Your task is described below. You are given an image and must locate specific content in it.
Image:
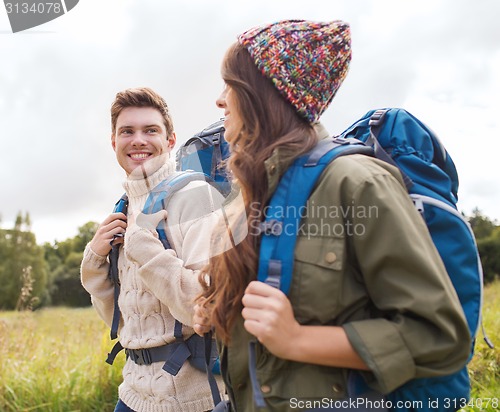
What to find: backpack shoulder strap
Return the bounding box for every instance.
[250,137,372,408]
[143,171,214,248]
[107,171,223,406]
[143,170,224,405]
[106,172,208,362]
[257,138,372,295]
[108,193,128,341]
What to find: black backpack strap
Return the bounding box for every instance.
[161,319,190,375]
[110,277,121,341]
[248,340,266,409]
[205,331,222,406]
[109,244,121,340]
[108,194,128,343]
[162,346,192,375]
[106,340,124,365]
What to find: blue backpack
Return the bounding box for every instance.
[254,108,492,411]
[176,119,232,196]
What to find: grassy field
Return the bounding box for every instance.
[0,280,498,412]
[0,308,124,411]
[462,278,500,411]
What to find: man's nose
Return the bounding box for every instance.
[131,131,147,145]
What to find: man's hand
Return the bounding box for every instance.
[89,212,127,256]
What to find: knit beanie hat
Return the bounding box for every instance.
[238,19,351,123]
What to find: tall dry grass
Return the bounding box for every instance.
[460,279,500,411]
[0,308,124,411]
[0,280,498,411]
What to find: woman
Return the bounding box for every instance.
[194,20,470,412]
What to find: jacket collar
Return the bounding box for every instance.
[263,122,331,197]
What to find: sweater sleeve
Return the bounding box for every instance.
[341,172,471,393]
[124,181,225,326]
[80,244,115,328]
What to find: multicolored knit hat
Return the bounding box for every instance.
[238,19,351,123]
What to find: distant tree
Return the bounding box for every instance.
[73,221,99,252]
[477,227,500,284]
[465,208,500,284]
[50,251,91,306]
[43,241,64,306]
[0,212,48,310]
[468,208,496,240]
[46,221,98,307]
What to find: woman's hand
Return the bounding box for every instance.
[193,298,213,336]
[241,280,301,359]
[242,281,369,370]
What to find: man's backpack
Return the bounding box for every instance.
[106,171,223,407]
[176,119,232,196]
[253,108,492,411]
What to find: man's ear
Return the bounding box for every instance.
[111,133,116,150]
[168,132,177,149]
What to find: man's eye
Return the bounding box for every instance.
[121,129,133,135]
[147,128,158,134]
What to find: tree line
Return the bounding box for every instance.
[0,213,97,310]
[0,208,499,311]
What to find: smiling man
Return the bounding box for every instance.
[80,87,225,412]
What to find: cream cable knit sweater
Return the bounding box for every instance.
[81,159,225,412]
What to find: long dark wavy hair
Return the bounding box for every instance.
[199,42,318,343]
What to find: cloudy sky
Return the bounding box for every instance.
[1,0,499,244]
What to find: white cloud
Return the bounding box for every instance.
[1,0,499,243]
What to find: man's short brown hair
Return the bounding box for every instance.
[110,87,174,136]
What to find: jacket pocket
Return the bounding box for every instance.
[258,361,349,404]
[291,235,345,324]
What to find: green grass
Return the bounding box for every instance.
[459,279,500,412]
[0,308,124,412]
[0,280,498,411]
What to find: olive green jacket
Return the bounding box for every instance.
[220,129,471,412]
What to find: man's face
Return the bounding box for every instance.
[111,107,176,175]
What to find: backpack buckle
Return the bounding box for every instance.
[368,109,388,127]
[212,132,220,146]
[126,348,152,365]
[331,137,350,145]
